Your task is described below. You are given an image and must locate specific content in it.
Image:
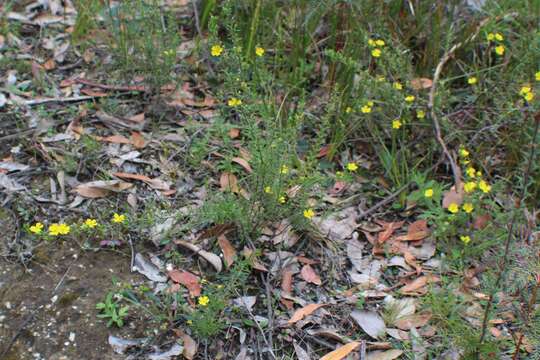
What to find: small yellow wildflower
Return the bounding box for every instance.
[392,119,402,129]
[495,45,505,56]
[336,171,344,178]
[371,48,382,58]
[466,167,476,178]
[29,222,44,234]
[376,75,385,82]
[520,86,532,96]
[303,208,315,219]
[448,203,459,214]
[478,180,491,193]
[346,162,358,172]
[278,195,287,204]
[48,223,70,236]
[461,158,471,165]
[84,218,98,229]
[468,77,477,85]
[112,213,126,224]
[460,235,471,244]
[187,320,193,325]
[494,33,504,41]
[345,106,352,113]
[361,105,372,113]
[375,39,385,47]
[367,101,374,107]
[476,170,482,177]
[424,188,434,198]
[459,147,470,157]
[524,91,534,102]
[416,110,425,119]
[368,39,376,46]
[536,71,540,82]
[228,97,242,107]
[280,165,289,174]
[264,186,272,194]
[211,45,223,57]
[487,33,495,41]
[393,82,403,90]
[464,181,477,193]
[405,95,415,103]
[255,47,265,57]
[198,296,210,306]
[462,203,474,213]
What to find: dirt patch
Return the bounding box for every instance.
[0,242,135,360]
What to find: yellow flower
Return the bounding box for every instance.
[520,86,531,96]
[459,147,470,157]
[112,213,126,224]
[375,39,385,47]
[464,181,477,193]
[361,105,372,113]
[371,48,382,58]
[336,171,344,178]
[416,110,425,119]
[278,195,286,204]
[84,218,98,229]
[495,45,505,56]
[461,158,470,165]
[29,222,44,234]
[405,95,415,103]
[368,39,375,46]
[524,91,534,102]
[494,33,504,41]
[198,296,210,306]
[476,170,482,177]
[478,180,491,193]
[346,162,358,172]
[345,106,352,113]
[48,223,70,236]
[536,71,540,81]
[448,203,459,213]
[211,45,223,57]
[466,167,476,178]
[460,235,471,244]
[280,165,289,174]
[392,119,402,129]
[376,75,385,82]
[264,186,272,194]
[462,203,474,213]
[228,97,242,107]
[424,188,434,198]
[487,33,495,41]
[303,209,315,219]
[187,320,193,325]
[367,101,374,107]
[467,77,477,85]
[393,82,403,90]
[255,46,265,57]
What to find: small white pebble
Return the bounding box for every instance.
[69,332,75,342]
[5,302,11,309]
[51,295,58,303]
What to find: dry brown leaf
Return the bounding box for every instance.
[232,157,252,173]
[400,275,440,294]
[130,131,146,149]
[288,303,326,324]
[474,213,492,230]
[168,270,201,297]
[73,180,133,198]
[351,310,387,339]
[442,187,463,208]
[129,113,145,123]
[112,172,170,191]
[300,264,322,285]
[220,172,239,193]
[217,234,236,268]
[377,221,404,243]
[97,134,131,144]
[410,78,433,90]
[175,239,223,272]
[228,128,240,139]
[320,342,360,360]
[366,349,403,360]
[394,312,432,330]
[182,332,198,359]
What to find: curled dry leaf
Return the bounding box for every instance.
[410,77,433,90]
[168,270,201,297]
[174,239,222,272]
[300,264,322,285]
[217,234,236,268]
[320,341,360,360]
[366,349,404,360]
[400,275,440,294]
[130,131,146,149]
[232,157,252,173]
[220,172,239,193]
[113,172,170,191]
[288,303,326,324]
[73,180,133,198]
[181,332,198,360]
[394,312,432,330]
[377,221,404,244]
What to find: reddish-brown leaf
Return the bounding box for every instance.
[300,264,322,285]
[220,172,239,193]
[130,131,146,149]
[228,128,240,139]
[377,221,404,244]
[320,342,360,360]
[288,303,326,324]
[232,157,252,173]
[442,187,463,208]
[217,234,236,268]
[400,275,440,294]
[474,213,492,230]
[168,270,201,297]
[410,77,433,90]
[394,312,432,330]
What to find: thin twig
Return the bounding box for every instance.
[478,110,540,347]
[428,17,491,188]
